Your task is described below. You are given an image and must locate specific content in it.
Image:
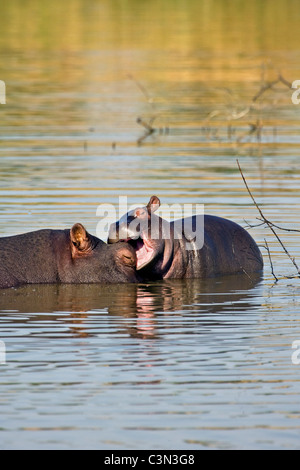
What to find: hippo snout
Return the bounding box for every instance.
[108,221,139,244]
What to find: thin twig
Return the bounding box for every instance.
[252,74,292,102]
[264,239,278,282]
[243,219,266,230]
[137,117,155,133]
[128,74,160,144]
[127,74,154,106]
[236,120,263,144]
[252,78,280,102]
[136,117,156,145]
[278,74,293,89]
[256,217,300,233]
[237,159,300,277]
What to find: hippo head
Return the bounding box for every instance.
[69,223,139,284]
[108,196,174,276]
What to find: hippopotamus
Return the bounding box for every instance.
[108,196,263,280]
[0,223,138,289]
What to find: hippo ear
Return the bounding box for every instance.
[146,195,160,214]
[70,223,93,255]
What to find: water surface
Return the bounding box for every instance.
[0,0,300,450]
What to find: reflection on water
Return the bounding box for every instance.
[0,0,300,451]
[1,275,299,450]
[0,273,262,339]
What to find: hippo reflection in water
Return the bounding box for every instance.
[0,223,138,289]
[108,196,263,281]
[0,274,263,339]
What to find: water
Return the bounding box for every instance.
[0,0,300,449]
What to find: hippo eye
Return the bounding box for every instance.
[134,208,146,218]
[119,249,136,267]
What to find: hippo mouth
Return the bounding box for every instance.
[107,225,156,270]
[126,237,155,270]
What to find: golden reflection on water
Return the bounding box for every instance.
[1,0,299,145]
[1,0,300,55]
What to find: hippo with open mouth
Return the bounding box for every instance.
[108,196,263,280]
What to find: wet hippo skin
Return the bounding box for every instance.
[108,196,264,280]
[0,223,138,288]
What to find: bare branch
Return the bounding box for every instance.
[237,159,300,277]
[136,117,155,133]
[243,219,266,230]
[136,117,156,145]
[252,73,292,103]
[256,217,300,233]
[127,73,154,106]
[264,239,278,282]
